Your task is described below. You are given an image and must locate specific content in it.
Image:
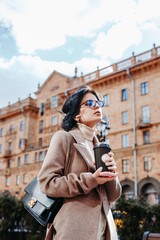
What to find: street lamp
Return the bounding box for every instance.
[97,116,110,142]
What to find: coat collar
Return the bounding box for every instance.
[69,127,98,171]
[69,127,99,145]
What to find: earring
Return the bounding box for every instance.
[75,115,80,122]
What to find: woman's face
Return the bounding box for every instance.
[78,92,103,128]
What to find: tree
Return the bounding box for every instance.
[114,195,160,240]
[0,193,46,240]
[0,191,18,232]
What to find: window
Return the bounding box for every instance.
[144,156,152,171]
[6,177,10,186]
[10,125,14,133]
[23,174,28,184]
[39,151,44,162]
[8,159,11,168]
[122,89,128,101]
[35,152,38,163]
[39,138,42,147]
[19,139,23,148]
[9,142,12,151]
[0,128,4,136]
[40,103,44,116]
[143,130,150,144]
[20,121,24,131]
[122,134,129,148]
[104,94,109,106]
[25,154,29,164]
[141,82,148,95]
[122,111,129,124]
[39,120,43,133]
[52,116,57,126]
[122,159,129,173]
[52,96,57,108]
[123,185,134,199]
[16,175,20,185]
[0,144,2,153]
[142,106,150,123]
[18,157,21,167]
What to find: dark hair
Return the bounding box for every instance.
[62,86,100,131]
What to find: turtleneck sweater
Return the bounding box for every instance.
[77,123,107,240]
[77,123,95,163]
[77,123,95,141]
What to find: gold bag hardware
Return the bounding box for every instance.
[28,197,37,208]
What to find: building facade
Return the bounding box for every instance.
[0,45,160,204]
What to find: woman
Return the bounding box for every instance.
[38,86,121,240]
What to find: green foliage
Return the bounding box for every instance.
[150,203,160,233]
[0,191,18,232]
[114,195,160,240]
[0,193,46,240]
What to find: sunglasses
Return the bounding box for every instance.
[80,99,104,108]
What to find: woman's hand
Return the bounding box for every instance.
[92,152,118,185]
[93,167,117,184]
[101,152,117,173]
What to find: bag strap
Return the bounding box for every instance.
[65,136,74,175]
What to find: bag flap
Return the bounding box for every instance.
[23,177,55,209]
[23,192,47,216]
[23,192,63,219]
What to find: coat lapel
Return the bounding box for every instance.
[70,128,95,171]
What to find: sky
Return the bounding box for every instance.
[0,0,160,109]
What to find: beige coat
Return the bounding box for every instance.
[38,127,121,240]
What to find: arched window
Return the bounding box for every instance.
[141,183,158,204]
[122,185,134,199]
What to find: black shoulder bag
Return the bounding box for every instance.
[22,139,73,227]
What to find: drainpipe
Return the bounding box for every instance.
[126,68,138,198]
[21,107,26,147]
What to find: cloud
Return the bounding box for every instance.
[0,0,138,54]
[0,0,160,108]
[136,0,160,23]
[0,56,40,108]
[92,0,160,60]
[75,57,110,75]
[0,54,110,108]
[93,20,142,59]
[0,0,95,54]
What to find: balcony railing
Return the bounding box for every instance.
[137,117,152,129]
[5,130,17,136]
[3,150,12,158]
[0,97,37,115]
[72,45,160,84]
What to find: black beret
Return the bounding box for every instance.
[62,87,89,114]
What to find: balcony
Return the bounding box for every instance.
[137,117,152,129]
[5,129,17,137]
[3,150,12,158]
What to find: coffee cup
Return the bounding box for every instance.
[93,143,111,171]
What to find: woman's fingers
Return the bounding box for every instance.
[108,152,114,157]
[93,168,117,184]
[101,152,117,173]
[102,153,116,167]
[93,167,103,177]
[101,154,110,162]
[99,171,117,178]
